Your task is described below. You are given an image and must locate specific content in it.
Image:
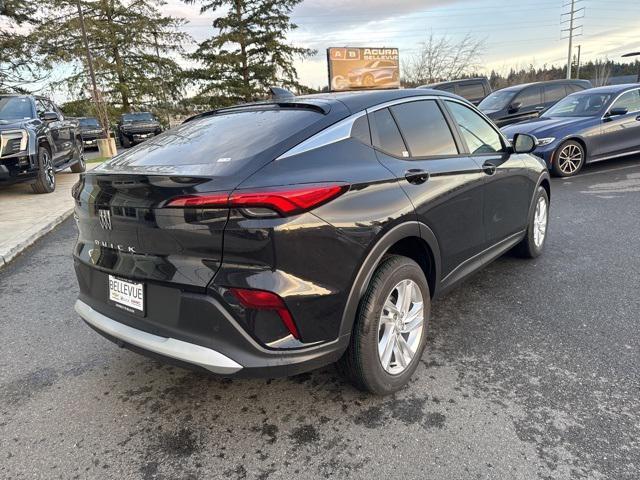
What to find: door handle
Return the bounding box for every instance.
[482,161,497,175]
[534,106,545,111]
[404,169,429,185]
[635,115,640,121]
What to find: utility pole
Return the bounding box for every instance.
[562,0,584,79]
[152,30,171,128]
[575,44,581,78]
[76,0,110,140]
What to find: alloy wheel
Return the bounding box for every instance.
[533,195,548,248]
[378,279,425,375]
[43,150,55,188]
[557,144,583,175]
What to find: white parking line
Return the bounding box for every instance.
[578,162,640,178]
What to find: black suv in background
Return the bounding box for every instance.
[0,95,85,193]
[116,112,162,148]
[418,77,491,105]
[77,117,103,149]
[73,89,550,394]
[479,79,592,127]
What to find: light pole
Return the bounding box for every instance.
[621,52,640,82]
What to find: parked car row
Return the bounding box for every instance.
[0,96,162,194]
[502,84,640,176]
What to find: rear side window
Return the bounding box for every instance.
[390,100,458,157]
[351,114,371,145]
[458,83,486,100]
[515,86,543,108]
[370,108,408,157]
[437,85,456,93]
[566,84,584,94]
[544,84,567,103]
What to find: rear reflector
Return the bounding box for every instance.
[229,288,300,340]
[165,184,347,216]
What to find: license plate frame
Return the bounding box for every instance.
[108,275,145,317]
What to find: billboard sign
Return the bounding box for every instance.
[327,47,400,91]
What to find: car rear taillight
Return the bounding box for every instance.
[229,288,300,339]
[165,184,348,217]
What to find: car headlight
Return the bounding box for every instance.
[536,137,555,146]
[0,129,28,157]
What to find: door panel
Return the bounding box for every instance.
[368,101,486,277]
[443,100,532,246]
[376,151,486,276]
[37,98,65,161]
[598,89,640,157]
[48,100,73,164]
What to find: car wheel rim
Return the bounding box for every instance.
[558,144,583,175]
[378,279,424,375]
[43,151,54,187]
[533,196,548,248]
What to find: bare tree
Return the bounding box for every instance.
[593,59,611,87]
[403,33,486,86]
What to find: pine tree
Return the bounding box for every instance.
[186,0,314,106]
[0,0,41,92]
[37,0,190,114]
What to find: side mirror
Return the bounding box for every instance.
[607,107,628,117]
[42,111,59,122]
[512,133,537,154]
[508,101,522,114]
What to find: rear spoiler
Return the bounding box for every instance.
[183,89,330,124]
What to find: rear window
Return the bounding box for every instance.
[544,84,567,103]
[390,100,458,157]
[98,108,323,175]
[458,83,486,100]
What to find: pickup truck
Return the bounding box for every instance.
[116,112,162,148]
[0,95,85,193]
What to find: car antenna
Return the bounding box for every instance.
[269,86,295,100]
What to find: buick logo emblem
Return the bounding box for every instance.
[98,209,112,230]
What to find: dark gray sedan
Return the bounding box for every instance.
[502,83,640,177]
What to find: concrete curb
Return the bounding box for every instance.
[0,206,74,268]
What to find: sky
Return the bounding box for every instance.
[163,0,640,89]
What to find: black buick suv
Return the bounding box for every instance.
[73,89,550,394]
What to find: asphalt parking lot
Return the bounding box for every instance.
[1,157,639,480]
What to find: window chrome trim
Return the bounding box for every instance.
[441,98,512,150]
[276,111,366,160]
[602,87,640,119]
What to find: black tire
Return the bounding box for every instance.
[552,140,585,177]
[515,186,549,258]
[338,255,431,395]
[70,145,86,173]
[120,135,131,148]
[31,146,56,194]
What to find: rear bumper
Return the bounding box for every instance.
[74,261,349,377]
[75,299,243,374]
